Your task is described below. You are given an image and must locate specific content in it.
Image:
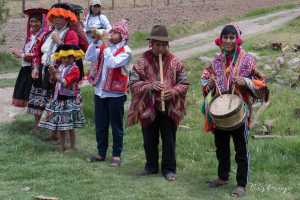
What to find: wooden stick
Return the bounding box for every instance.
[228,84,235,109]
[252,135,296,139]
[159,54,165,112]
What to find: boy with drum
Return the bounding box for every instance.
[201,24,269,198]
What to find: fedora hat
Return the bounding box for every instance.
[147,25,170,42]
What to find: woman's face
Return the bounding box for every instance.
[221,33,237,52]
[53,16,68,30]
[151,40,169,56]
[91,4,101,15]
[29,17,42,33]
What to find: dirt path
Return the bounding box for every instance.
[1,7,300,124]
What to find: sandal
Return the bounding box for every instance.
[88,155,105,162]
[164,172,176,181]
[207,178,228,188]
[231,186,246,198]
[110,157,121,167]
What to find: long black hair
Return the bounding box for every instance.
[220,25,240,38]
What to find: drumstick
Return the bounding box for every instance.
[228,83,236,109]
[159,54,166,112]
[213,78,222,96]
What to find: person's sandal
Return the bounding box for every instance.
[111,157,121,167]
[164,172,176,181]
[89,155,105,162]
[207,178,228,188]
[231,186,246,198]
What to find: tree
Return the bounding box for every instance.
[0,0,9,44]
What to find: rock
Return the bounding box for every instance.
[21,187,31,192]
[274,75,287,85]
[248,52,261,61]
[198,56,212,64]
[263,64,272,71]
[276,56,285,66]
[288,57,300,66]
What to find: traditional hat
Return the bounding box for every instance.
[47,3,78,24]
[24,8,48,16]
[52,44,85,61]
[23,8,49,42]
[111,19,129,40]
[90,0,102,6]
[147,25,170,42]
[68,3,84,15]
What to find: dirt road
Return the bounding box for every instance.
[1,7,300,123]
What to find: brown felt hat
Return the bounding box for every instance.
[147,25,170,42]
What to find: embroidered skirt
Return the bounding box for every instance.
[38,96,85,131]
[12,66,33,107]
[27,65,54,116]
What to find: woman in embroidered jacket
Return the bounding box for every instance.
[85,19,132,167]
[128,25,189,181]
[28,3,80,131]
[11,8,48,108]
[39,44,85,152]
[201,24,269,198]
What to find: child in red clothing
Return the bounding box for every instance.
[39,44,85,151]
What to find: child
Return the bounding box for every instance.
[86,19,132,167]
[39,44,85,151]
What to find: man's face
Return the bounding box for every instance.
[151,40,169,56]
[221,33,237,52]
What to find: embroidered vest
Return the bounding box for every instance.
[212,49,253,93]
[88,44,128,93]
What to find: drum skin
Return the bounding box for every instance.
[209,94,246,131]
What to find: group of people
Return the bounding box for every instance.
[10,0,269,198]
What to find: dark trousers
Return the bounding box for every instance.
[214,123,249,187]
[142,112,177,175]
[94,95,126,158]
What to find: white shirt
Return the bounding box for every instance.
[22,34,37,67]
[85,41,132,98]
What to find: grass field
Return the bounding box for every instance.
[1,9,300,200]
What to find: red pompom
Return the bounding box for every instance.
[215,37,222,46]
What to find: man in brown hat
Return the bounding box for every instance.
[128,25,189,181]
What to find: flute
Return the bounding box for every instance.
[159,54,166,112]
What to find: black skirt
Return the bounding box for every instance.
[12,66,33,107]
[27,65,54,116]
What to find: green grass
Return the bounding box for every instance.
[243,3,298,18]
[0,78,15,88]
[0,52,20,73]
[129,3,300,48]
[1,55,300,199]
[1,9,300,200]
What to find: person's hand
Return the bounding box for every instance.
[207,78,215,89]
[11,48,22,58]
[151,81,164,91]
[51,31,62,45]
[234,77,246,87]
[163,89,176,101]
[31,67,39,79]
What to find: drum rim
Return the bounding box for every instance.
[209,94,243,119]
[214,110,247,131]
